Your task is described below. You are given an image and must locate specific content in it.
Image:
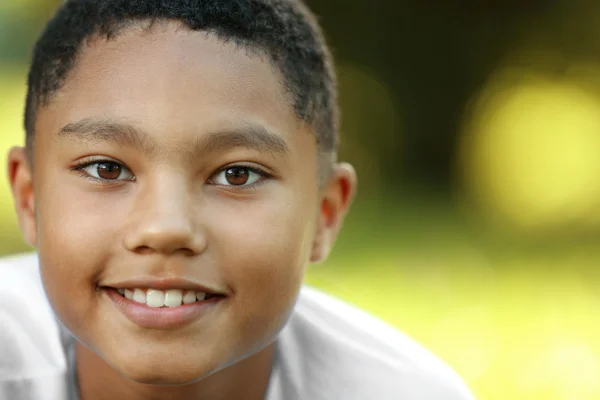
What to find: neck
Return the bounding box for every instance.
[75,341,275,400]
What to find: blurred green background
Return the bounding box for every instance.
[3,1,600,398]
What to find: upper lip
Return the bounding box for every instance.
[101,277,227,295]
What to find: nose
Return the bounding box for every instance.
[123,177,207,257]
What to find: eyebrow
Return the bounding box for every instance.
[57,117,290,158]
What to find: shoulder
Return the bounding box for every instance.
[0,253,67,389]
[274,286,475,400]
[0,252,43,292]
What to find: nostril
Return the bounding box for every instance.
[133,245,154,255]
[178,248,197,257]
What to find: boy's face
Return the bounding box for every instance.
[8,23,355,384]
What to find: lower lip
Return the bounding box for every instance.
[104,288,224,330]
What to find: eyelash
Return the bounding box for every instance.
[70,158,273,189]
[209,164,273,191]
[71,159,132,185]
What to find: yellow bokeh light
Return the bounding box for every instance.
[458,68,600,232]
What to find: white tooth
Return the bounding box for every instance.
[117,288,125,295]
[183,290,197,304]
[146,289,165,308]
[196,291,206,301]
[124,289,134,300]
[164,289,183,307]
[133,288,146,304]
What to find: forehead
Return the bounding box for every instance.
[38,22,306,150]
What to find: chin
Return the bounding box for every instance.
[112,352,218,386]
[127,374,202,386]
[118,364,212,386]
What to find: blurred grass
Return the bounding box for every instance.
[308,195,600,400]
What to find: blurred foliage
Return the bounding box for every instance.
[3,0,600,399]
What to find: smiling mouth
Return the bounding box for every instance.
[108,287,223,308]
[103,286,224,329]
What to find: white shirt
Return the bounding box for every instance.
[0,253,475,400]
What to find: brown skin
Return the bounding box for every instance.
[8,22,356,400]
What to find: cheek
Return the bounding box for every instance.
[207,192,316,341]
[36,171,131,252]
[37,183,123,265]
[35,179,124,339]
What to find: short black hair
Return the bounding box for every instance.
[25,0,338,161]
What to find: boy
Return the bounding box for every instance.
[1,1,475,399]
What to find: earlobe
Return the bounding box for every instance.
[309,222,329,263]
[310,162,357,263]
[7,147,37,248]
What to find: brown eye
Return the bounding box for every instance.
[78,160,135,182]
[225,167,250,185]
[97,162,122,180]
[211,165,266,187]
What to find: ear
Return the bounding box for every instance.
[7,147,37,248]
[310,162,357,263]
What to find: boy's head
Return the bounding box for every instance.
[8,0,356,389]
